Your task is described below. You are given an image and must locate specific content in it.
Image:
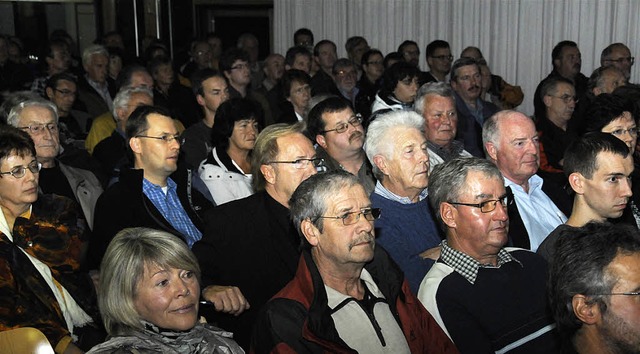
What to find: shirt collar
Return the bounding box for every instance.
[440,240,522,284]
[142,177,176,191]
[503,174,543,195]
[374,181,428,204]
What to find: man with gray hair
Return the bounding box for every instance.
[364,110,441,293]
[483,110,568,251]
[252,170,457,353]
[333,58,359,106]
[193,122,321,349]
[7,99,103,229]
[418,156,560,353]
[92,86,153,181]
[415,81,471,172]
[76,44,114,117]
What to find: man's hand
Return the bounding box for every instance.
[420,246,441,260]
[201,285,250,316]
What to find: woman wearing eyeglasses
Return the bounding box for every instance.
[199,98,262,205]
[0,125,104,353]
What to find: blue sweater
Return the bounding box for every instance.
[370,193,442,293]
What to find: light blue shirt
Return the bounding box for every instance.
[505,174,566,251]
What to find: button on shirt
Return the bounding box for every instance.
[142,177,202,247]
[505,174,566,251]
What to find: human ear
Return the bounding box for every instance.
[260,164,276,185]
[441,202,457,229]
[301,219,320,246]
[572,294,601,325]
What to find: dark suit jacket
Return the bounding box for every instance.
[192,190,300,350]
[75,76,114,118]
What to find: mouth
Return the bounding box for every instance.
[171,303,196,314]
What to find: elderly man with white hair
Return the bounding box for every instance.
[414,82,471,172]
[364,110,442,293]
[7,99,103,229]
[76,44,114,117]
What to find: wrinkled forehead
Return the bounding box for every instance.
[19,106,56,124]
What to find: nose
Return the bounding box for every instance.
[622,177,633,198]
[175,278,191,297]
[493,200,508,221]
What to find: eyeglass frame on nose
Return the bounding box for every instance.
[230,63,250,71]
[447,193,511,213]
[0,160,42,179]
[320,114,363,134]
[608,127,638,137]
[316,207,382,226]
[18,123,58,135]
[266,157,325,170]
[548,94,579,104]
[605,57,635,65]
[431,54,454,61]
[135,134,184,145]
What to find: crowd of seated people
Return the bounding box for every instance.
[1,26,640,353]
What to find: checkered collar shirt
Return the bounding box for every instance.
[142,177,202,248]
[439,239,522,285]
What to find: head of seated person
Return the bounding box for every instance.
[94,227,243,352]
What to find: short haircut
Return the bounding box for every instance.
[7,99,59,127]
[397,40,418,54]
[332,58,355,75]
[115,65,151,92]
[450,57,478,82]
[190,68,225,97]
[251,122,306,191]
[306,96,352,137]
[313,40,336,57]
[112,86,153,119]
[564,132,630,179]
[289,170,361,246]
[551,40,578,65]
[281,69,311,99]
[0,91,42,124]
[81,44,108,67]
[588,66,625,93]
[414,82,455,116]
[426,40,450,58]
[539,76,574,100]
[585,93,635,133]
[548,221,640,346]
[0,125,36,163]
[211,97,263,151]
[428,157,503,229]
[345,36,367,55]
[383,52,403,69]
[460,46,484,60]
[361,49,383,67]
[601,42,629,62]
[285,46,312,67]
[294,28,314,45]
[44,39,69,60]
[45,72,77,91]
[219,48,249,73]
[125,105,171,140]
[482,110,532,152]
[380,61,421,97]
[98,227,201,335]
[364,110,425,180]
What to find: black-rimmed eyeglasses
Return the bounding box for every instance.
[320,114,362,134]
[266,158,325,170]
[448,193,510,213]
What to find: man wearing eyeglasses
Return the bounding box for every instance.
[548,221,640,354]
[90,105,213,270]
[601,42,634,82]
[364,110,442,294]
[422,40,453,84]
[220,48,272,125]
[6,99,103,231]
[307,96,375,195]
[483,110,569,252]
[418,156,560,353]
[450,57,499,158]
[193,123,320,350]
[252,170,457,353]
[538,133,634,264]
[537,77,578,175]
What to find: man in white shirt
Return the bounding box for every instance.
[482,110,568,251]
